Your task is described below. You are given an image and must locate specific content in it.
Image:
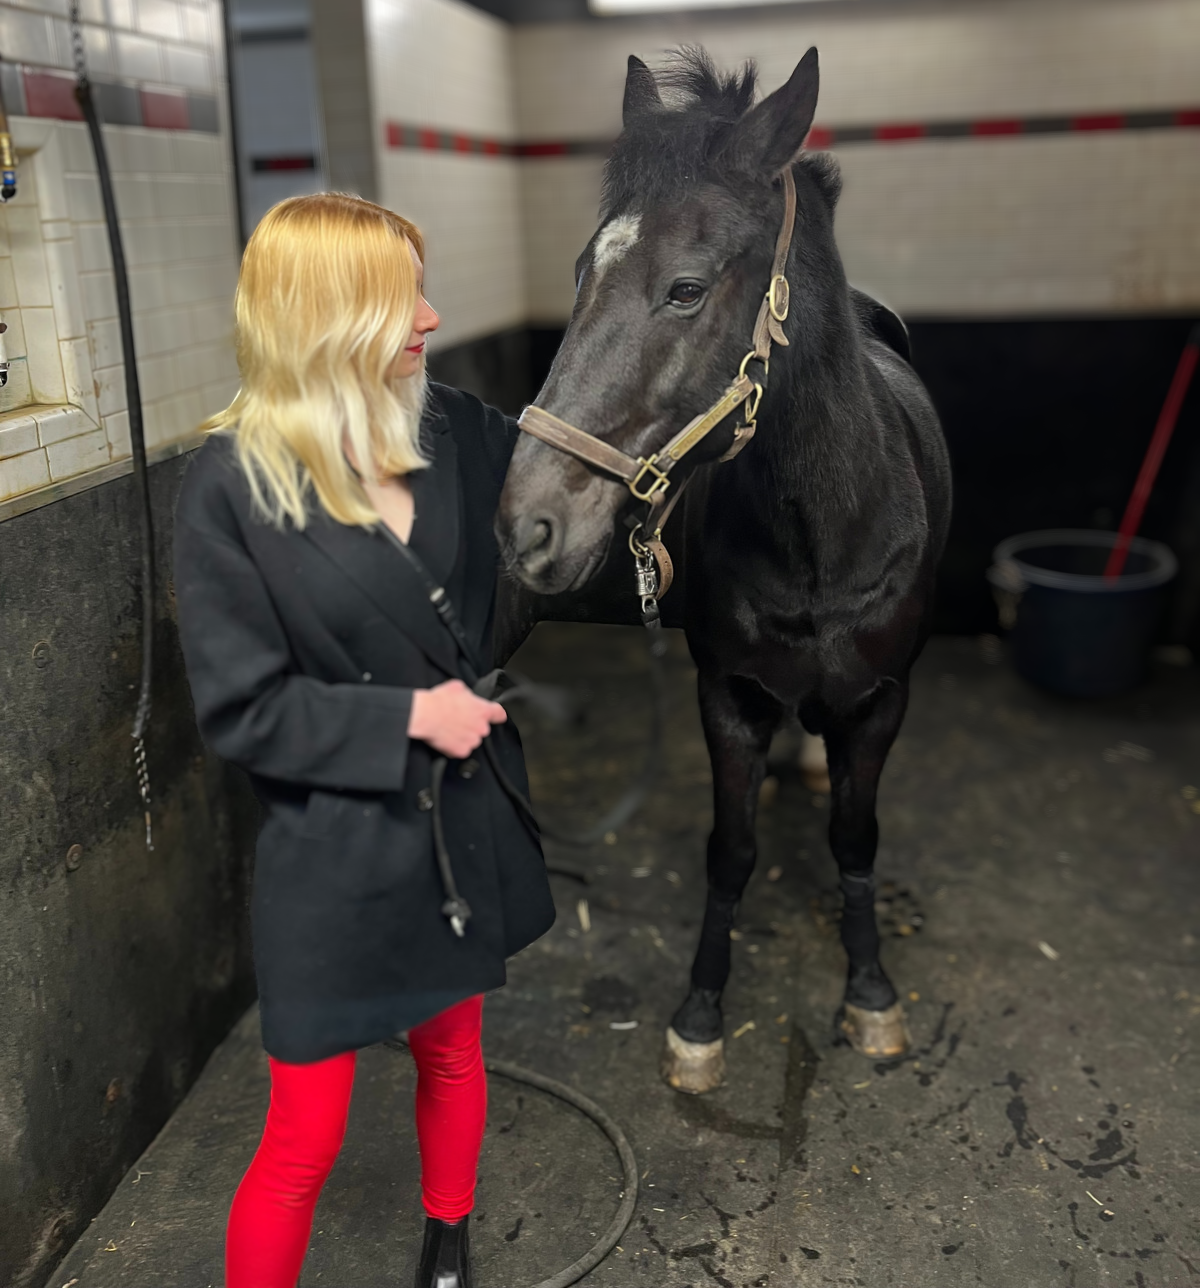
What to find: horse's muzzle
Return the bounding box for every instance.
[507,512,562,583]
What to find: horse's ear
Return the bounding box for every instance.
[719,47,819,176]
[623,55,663,126]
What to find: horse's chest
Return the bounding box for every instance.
[686,549,895,704]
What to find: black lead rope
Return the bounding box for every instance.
[379,528,666,937]
[71,6,155,849]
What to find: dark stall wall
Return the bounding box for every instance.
[427,327,534,418]
[908,316,1200,641]
[0,457,258,1288]
[522,319,1200,648]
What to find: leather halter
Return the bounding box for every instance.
[517,167,798,600]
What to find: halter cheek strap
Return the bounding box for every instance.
[517,167,798,596]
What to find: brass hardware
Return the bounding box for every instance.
[738,349,768,383]
[628,455,670,503]
[743,382,763,424]
[768,274,790,322]
[628,523,651,559]
[31,640,50,668]
[416,788,433,811]
[666,379,755,462]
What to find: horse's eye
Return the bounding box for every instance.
[668,280,704,309]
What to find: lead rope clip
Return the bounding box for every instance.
[629,523,661,631]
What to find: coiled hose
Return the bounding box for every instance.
[384,1040,638,1288]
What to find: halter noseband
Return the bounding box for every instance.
[516,166,798,603]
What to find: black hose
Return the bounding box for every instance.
[384,1040,639,1287]
[73,18,154,847]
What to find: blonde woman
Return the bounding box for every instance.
[173,193,554,1288]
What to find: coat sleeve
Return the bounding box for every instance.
[174,456,415,792]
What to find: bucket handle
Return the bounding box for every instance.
[986,558,1026,630]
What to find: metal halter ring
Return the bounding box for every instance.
[738,349,769,383]
[742,382,763,424]
[768,274,790,322]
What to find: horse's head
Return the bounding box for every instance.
[498,47,832,594]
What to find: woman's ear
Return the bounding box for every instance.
[717,47,819,178]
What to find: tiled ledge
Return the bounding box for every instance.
[0,413,204,523]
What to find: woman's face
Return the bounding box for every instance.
[392,241,440,379]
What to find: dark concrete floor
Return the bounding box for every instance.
[49,629,1200,1288]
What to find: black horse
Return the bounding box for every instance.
[495,48,951,1092]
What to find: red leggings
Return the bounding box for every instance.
[226,995,486,1288]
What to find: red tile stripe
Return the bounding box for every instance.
[23,69,82,121]
[875,122,925,141]
[18,65,217,132]
[140,88,188,131]
[382,107,1200,160]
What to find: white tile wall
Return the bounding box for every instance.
[520,156,601,324]
[365,0,517,140]
[377,150,527,350]
[512,0,1200,135]
[510,0,1200,319]
[835,131,1200,315]
[0,0,241,506]
[366,0,527,349]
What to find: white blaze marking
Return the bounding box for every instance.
[592,214,641,277]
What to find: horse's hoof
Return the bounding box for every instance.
[661,1026,726,1094]
[840,1002,910,1058]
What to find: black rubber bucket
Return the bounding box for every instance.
[987,529,1177,697]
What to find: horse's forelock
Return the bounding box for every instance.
[603,53,757,215]
[656,47,757,120]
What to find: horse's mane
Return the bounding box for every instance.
[656,47,757,121]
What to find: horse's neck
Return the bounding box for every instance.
[746,311,885,553]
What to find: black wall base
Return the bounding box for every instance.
[0,455,259,1287]
[427,326,534,418]
[908,316,1200,644]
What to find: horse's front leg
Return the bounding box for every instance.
[662,672,780,1094]
[824,678,912,1058]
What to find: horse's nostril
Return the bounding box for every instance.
[513,514,559,578]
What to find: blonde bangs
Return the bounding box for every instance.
[204,193,430,529]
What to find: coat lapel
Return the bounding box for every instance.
[297,424,463,679]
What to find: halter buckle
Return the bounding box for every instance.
[768,274,790,322]
[629,454,670,503]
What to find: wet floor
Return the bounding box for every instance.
[50,628,1200,1288]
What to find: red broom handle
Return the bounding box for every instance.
[1104,323,1200,580]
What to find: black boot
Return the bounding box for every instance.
[415,1214,472,1288]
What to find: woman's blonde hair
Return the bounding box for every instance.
[204,192,429,529]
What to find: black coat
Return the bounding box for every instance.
[173,384,554,1063]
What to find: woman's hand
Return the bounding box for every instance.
[408,680,507,759]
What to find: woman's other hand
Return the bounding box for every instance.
[408,680,507,758]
